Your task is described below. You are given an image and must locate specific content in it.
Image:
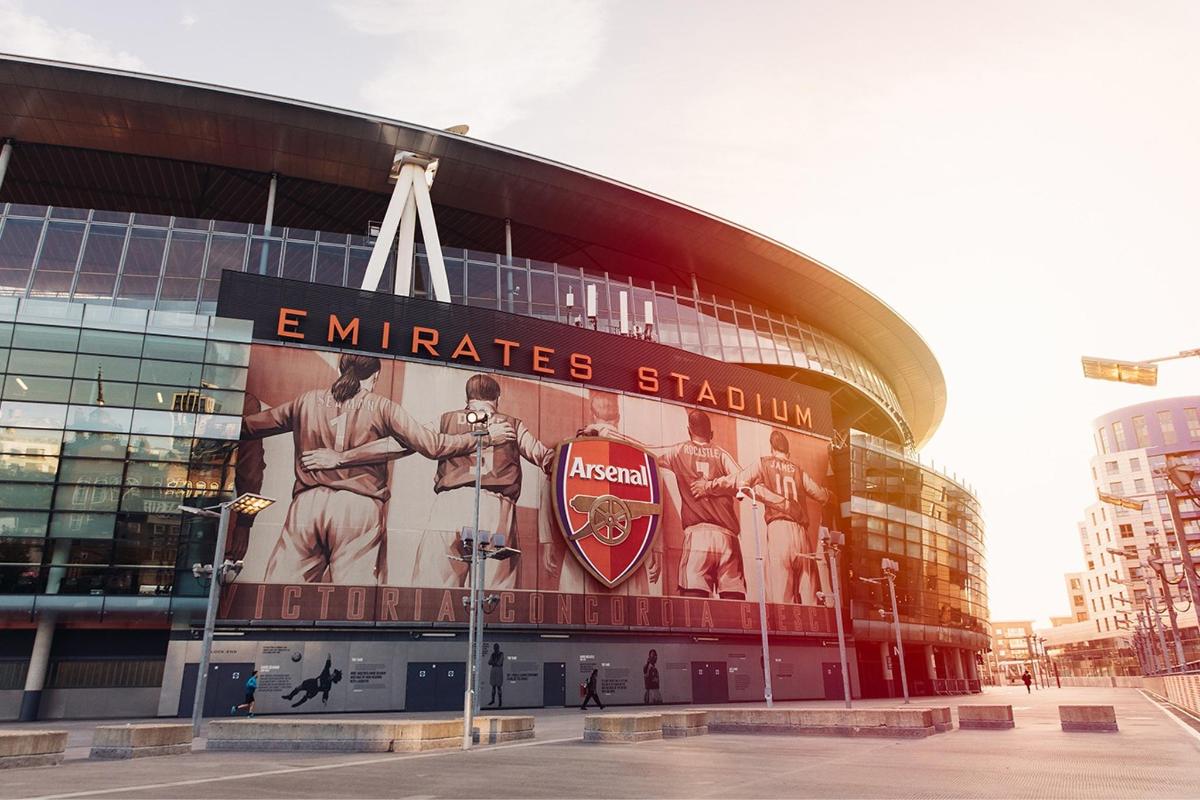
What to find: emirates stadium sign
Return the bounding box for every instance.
[552,438,663,588]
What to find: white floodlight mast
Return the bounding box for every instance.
[361,152,451,301]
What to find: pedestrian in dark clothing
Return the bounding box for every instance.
[487,643,504,708]
[580,668,604,710]
[1021,669,1033,693]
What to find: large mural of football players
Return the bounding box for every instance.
[232,343,834,623]
[728,429,832,605]
[239,353,515,584]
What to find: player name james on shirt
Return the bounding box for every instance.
[567,458,652,486]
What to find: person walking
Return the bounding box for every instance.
[1021,669,1033,693]
[580,668,604,711]
[487,643,505,708]
[643,649,662,705]
[232,669,257,716]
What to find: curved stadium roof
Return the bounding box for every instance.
[0,54,946,447]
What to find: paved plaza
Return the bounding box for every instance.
[1,687,1198,799]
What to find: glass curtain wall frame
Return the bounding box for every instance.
[0,203,911,443]
[0,295,251,600]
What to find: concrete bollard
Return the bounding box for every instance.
[90,723,192,760]
[583,714,663,743]
[0,730,68,769]
[661,711,709,737]
[471,715,535,744]
[1059,705,1118,732]
[957,705,1014,730]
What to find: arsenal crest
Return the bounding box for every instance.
[551,437,663,589]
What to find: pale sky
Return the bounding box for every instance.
[5,0,1200,625]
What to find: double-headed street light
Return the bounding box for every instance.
[179,492,276,737]
[736,485,774,708]
[861,558,909,703]
[458,409,520,749]
[820,529,852,708]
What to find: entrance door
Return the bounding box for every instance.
[822,662,845,700]
[542,662,566,707]
[690,661,729,704]
[405,662,465,712]
[177,662,256,718]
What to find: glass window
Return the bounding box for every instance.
[159,231,206,307]
[71,353,141,383]
[127,435,191,462]
[0,218,42,293]
[281,241,315,282]
[0,511,48,536]
[466,262,498,304]
[124,459,191,490]
[1132,415,1149,448]
[130,409,195,438]
[119,487,181,513]
[57,458,124,485]
[117,229,167,304]
[1157,411,1177,445]
[1112,421,1127,451]
[204,341,250,367]
[0,482,54,508]
[139,359,201,386]
[68,379,135,408]
[200,364,247,392]
[74,225,127,300]
[0,427,62,455]
[7,349,75,378]
[29,221,84,297]
[61,431,127,458]
[194,414,240,440]
[346,247,370,289]
[49,512,116,539]
[0,401,67,429]
[78,329,143,358]
[247,239,282,277]
[142,335,205,363]
[0,452,59,482]
[314,245,345,287]
[3,375,71,403]
[1186,408,1200,440]
[11,324,79,352]
[65,405,133,433]
[54,483,119,512]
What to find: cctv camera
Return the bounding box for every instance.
[735,490,747,501]
[815,591,827,605]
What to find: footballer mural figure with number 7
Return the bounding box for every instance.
[240,355,516,585]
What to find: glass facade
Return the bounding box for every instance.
[837,431,988,636]
[0,203,912,445]
[0,295,250,611]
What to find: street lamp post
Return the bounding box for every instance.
[179,492,275,738]
[883,560,910,703]
[821,529,852,709]
[862,559,909,703]
[1149,560,1187,670]
[462,409,488,749]
[737,485,773,708]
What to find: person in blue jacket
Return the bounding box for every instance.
[232,670,258,716]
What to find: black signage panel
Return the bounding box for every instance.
[216,271,831,435]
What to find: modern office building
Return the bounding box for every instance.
[1041,398,1200,677]
[988,623,1036,686]
[0,55,986,720]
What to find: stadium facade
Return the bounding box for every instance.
[0,55,987,720]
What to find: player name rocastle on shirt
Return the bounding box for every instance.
[567,457,652,487]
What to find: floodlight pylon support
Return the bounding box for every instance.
[362,152,450,301]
